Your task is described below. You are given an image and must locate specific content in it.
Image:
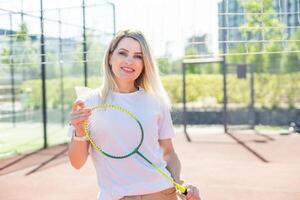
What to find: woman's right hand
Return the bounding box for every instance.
[69,100,92,136]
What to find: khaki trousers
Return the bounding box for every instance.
[120,187,177,200]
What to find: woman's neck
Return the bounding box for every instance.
[115,81,138,93]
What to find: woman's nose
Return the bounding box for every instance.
[125,56,134,64]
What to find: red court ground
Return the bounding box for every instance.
[1,130,300,200]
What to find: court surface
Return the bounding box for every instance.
[1,129,300,200]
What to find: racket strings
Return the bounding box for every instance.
[85,105,144,158]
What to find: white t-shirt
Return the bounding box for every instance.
[68,87,175,200]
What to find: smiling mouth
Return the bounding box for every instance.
[121,67,135,73]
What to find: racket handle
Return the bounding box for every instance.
[174,182,188,195]
[135,151,188,195]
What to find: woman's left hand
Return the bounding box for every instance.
[178,184,201,200]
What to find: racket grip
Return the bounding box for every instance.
[175,183,188,195]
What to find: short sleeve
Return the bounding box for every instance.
[158,104,175,140]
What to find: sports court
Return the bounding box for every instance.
[1,129,300,200]
[1,0,300,199]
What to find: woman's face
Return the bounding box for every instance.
[109,37,144,86]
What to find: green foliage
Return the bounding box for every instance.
[0,48,10,67]
[20,77,102,110]
[185,46,199,74]
[0,22,39,80]
[170,59,183,74]
[157,58,172,75]
[16,23,30,41]
[20,73,300,109]
[71,31,106,77]
[281,29,300,73]
[185,34,209,57]
[231,0,286,73]
[0,23,107,80]
[46,52,60,79]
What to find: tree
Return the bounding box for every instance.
[0,22,39,80]
[281,29,300,72]
[185,34,209,56]
[227,0,285,73]
[71,31,106,79]
[156,57,172,75]
[184,47,200,74]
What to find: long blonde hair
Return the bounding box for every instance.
[100,29,171,108]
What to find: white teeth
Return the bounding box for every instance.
[122,67,134,72]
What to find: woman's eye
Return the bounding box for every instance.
[118,51,126,56]
[134,55,143,59]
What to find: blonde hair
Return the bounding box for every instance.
[100,29,171,108]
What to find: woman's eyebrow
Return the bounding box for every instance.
[118,48,142,54]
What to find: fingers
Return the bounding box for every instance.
[177,183,188,200]
[69,100,92,127]
[72,99,85,111]
[69,110,91,123]
[178,185,201,200]
[177,192,186,200]
[187,185,201,200]
[71,108,92,117]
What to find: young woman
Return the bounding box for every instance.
[68,29,201,200]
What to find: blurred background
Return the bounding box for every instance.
[0,0,299,158]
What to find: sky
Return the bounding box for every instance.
[0,0,221,59]
[113,0,220,58]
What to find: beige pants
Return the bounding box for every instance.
[120,187,177,200]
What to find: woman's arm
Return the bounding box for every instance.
[159,138,182,183]
[159,138,201,200]
[68,131,90,169]
[68,100,91,169]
